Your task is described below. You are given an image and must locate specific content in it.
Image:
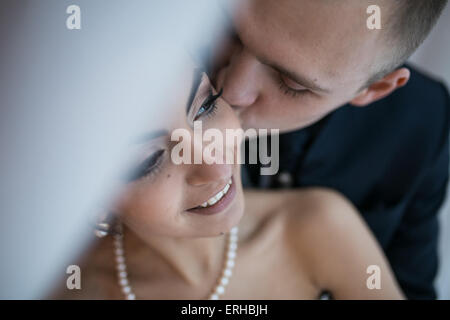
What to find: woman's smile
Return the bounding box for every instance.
[187,176,236,216]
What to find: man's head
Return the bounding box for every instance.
[214,0,447,132]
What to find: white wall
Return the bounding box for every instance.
[409,4,450,300]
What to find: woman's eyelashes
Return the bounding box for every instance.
[130,149,165,181]
[194,88,223,121]
[129,84,222,181]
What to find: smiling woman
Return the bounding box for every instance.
[49,51,405,300]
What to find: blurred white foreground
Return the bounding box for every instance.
[0,0,232,299]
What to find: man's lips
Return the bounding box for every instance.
[187,177,236,216]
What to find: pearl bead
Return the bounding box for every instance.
[119,278,128,286]
[215,285,225,295]
[127,293,136,300]
[227,251,236,259]
[223,268,232,277]
[229,242,238,251]
[117,263,126,271]
[122,286,131,294]
[118,271,127,278]
[210,294,219,300]
[220,277,229,286]
[226,260,235,268]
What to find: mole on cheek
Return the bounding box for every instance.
[167,174,171,179]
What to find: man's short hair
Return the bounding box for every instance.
[366,0,447,88]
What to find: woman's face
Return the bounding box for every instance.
[115,64,245,239]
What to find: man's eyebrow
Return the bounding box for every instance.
[133,129,168,144]
[258,56,330,93]
[186,68,204,115]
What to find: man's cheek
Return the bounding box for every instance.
[286,102,329,127]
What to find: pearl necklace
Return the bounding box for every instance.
[113,225,239,300]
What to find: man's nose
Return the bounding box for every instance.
[216,49,260,112]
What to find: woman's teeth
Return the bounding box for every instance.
[200,179,232,208]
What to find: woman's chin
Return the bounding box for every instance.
[190,191,245,237]
[194,199,244,237]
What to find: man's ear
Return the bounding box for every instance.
[350,68,410,107]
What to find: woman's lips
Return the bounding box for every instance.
[187,177,236,216]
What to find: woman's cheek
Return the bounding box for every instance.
[137,182,179,218]
[118,183,181,235]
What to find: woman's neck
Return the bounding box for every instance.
[114,201,262,296]
[121,225,229,287]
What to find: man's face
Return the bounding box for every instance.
[214,0,386,132]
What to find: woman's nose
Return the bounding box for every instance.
[186,162,233,187]
[185,136,233,187]
[216,49,260,112]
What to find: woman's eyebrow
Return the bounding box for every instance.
[186,68,204,115]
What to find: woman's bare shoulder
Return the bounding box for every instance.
[244,187,356,222]
[243,187,362,254]
[267,187,365,259]
[285,187,361,229]
[279,187,403,299]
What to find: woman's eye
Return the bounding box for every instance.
[194,88,223,121]
[129,149,165,181]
